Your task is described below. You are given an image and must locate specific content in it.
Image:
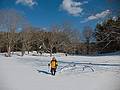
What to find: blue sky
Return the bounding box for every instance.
[0,0,120,31]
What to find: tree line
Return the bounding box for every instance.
[0,9,120,56]
[95,16,120,53]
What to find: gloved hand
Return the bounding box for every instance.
[48,63,50,66]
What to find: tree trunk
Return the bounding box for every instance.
[86,38,90,55]
[28,50,29,54]
[50,48,52,57]
[7,46,11,57]
[21,49,25,56]
[21,44,25,56]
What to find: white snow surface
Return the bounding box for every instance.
[0,53,120,90]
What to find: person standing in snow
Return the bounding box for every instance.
[48,57,58,75]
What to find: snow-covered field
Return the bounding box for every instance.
[0,52,120,90]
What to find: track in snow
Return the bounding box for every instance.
[16,57,120,75]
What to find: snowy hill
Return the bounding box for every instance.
[0,53,120,90]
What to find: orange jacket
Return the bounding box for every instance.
[50,59,58,69]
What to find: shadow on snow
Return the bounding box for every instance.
[37,70,51,75]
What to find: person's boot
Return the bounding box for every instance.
[53,71,56,76]
[51,71,53,75]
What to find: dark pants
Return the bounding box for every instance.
[51,68,56,75]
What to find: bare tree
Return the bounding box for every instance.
[43,24,81,56]
[20,25,33,56]
[30,27,46,54]
[62,23,81,54]
[47,26,61,56]
[0,9,27,56]
[83,26,93,55]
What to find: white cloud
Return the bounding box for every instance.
[16,0,37,7]
[112,16,117,21]
[88,10,110,20]
[61,0,86,16]
[81,10,111,23]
